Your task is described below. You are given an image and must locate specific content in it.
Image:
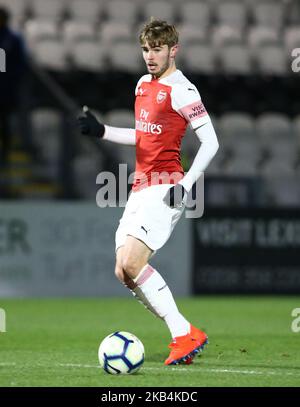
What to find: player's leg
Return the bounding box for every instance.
[115,246,163,319]
[121,235,190,337]
[121,235,208,365]
[115,236,207,365]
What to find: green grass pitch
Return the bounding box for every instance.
[0,296,299,387]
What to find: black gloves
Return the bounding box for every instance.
[163,184,187,209]
[77,106,105,139]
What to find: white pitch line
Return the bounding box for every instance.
[1,362,299,378]
[57,363,300,377]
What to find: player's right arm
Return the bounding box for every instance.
[77,106,136,146]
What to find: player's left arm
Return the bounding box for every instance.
[179,120,219,192]
[163,84,219,208]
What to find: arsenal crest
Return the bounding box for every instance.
[156,90,167,104]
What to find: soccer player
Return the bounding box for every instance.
[78,19,219,365]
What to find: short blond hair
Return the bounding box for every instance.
[139,18,179,48]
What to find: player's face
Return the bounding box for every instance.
[141,42,177,78]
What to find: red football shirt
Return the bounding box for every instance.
[132,70,210,191]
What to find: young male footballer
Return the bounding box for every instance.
[78,19,219,365]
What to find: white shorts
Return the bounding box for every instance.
[115,184,186,252]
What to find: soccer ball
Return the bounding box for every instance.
[98,331,145,374]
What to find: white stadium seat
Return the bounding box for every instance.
[30,0,66,20]
[99,22,133,46]
[251,1,285,29]
[24,19,59,48]
[248,26,280,51]
[220,44,252,75]
[179,1,211,28]
[33,38,68,71]
[255,44,288,76]
[215,0,248,29]
[176,24,207,46]
[284,27,300,53]
[256,113,293,149]
[104,0,138,24]
[218,112,255,152]
[218,112,259,176]
[142,1,176,23]
[109,40,143,73]
[212,25,244,48]
[70,40,106,72]
[68,0,103,23]
[182,42,216,74]
[63,21,96,48]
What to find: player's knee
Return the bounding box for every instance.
[122,257,140,279]
[115,264,137,290]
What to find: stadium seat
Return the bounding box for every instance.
[256,113,293,157]
[68,0,103,23]
[142,1,176,23]
[30,0,66,20]
[251,1,285,29]
[33,38,68,71]
[212,25,244,48]
[255,44,288,76]
[179,1,211,29]
[215,0,248,29]
[220,44,252,75]
[104,0,138,24]
[176,24,207,46]
[63,21,96,49]
[99,22,133,46]
[182,42,216,74]
[218,112,256,154]
[260,130,297,177]
[248,26,280,51]
[70,40,106,72]
[109,40,143,73]
[284,26,300,53]
[24,19,60,48]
